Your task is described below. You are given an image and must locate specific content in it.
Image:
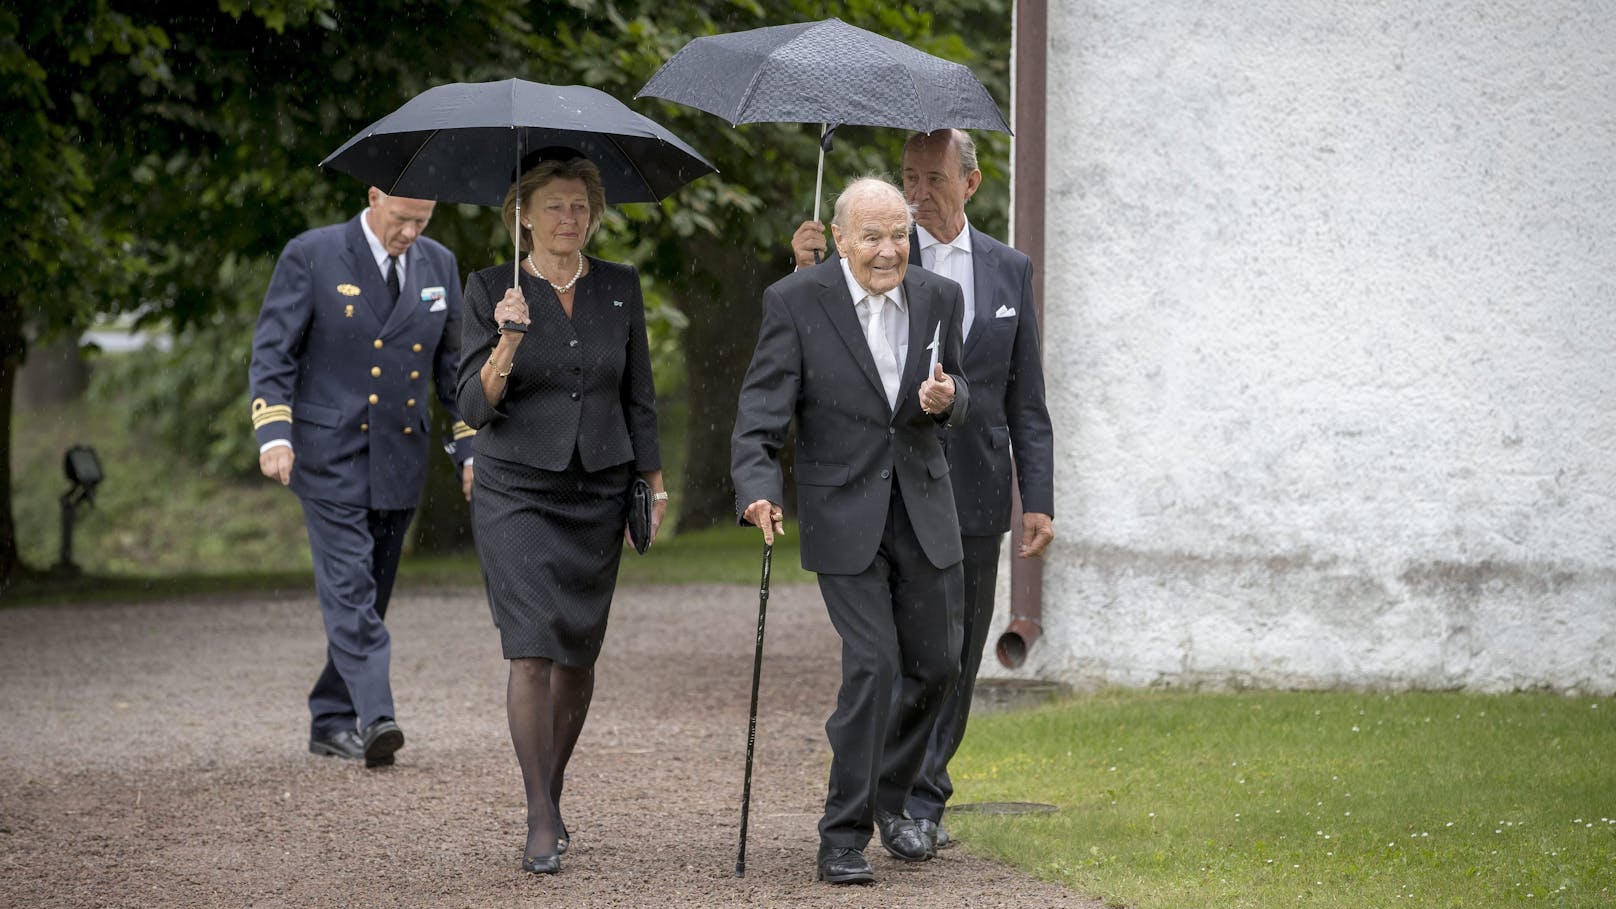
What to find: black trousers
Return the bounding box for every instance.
[301,497,414,735]
[904,532,1003,823]
[815,486,962,850]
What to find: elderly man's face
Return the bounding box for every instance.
[366,189,436,256]
[901,133,980,242]
[833,192,911,296]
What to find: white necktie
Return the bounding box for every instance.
[863,294,901,410]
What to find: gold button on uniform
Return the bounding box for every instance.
[412,343,423,352]
[368,393,379,404]
[361,423,369,432]
[403,427,413,435]
[406,398,416,407]
[373,339,384,349]
[409,370,420,380]
[371,366,382,377]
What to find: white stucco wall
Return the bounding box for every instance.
[998,1,1616,693]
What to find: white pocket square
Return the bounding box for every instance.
[428,299,448,312]
[995,305,1017,318]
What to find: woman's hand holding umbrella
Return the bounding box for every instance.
[480,287,529,393]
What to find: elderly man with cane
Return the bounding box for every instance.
[732,176,970,885]
[791,128,1055,852]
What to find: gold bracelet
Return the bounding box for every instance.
[487,359,512,378]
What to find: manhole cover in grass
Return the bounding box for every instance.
[947,801,1059,815]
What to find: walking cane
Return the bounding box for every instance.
[735,541,773,877]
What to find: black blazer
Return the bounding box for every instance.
[823,229,1055,534]
[938,227,1054,535]
[456,258,660,473]
[731,260,970,575]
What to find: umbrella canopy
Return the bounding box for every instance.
[636,17,1010,135]
[321,78,716,206]
[637,18,1007,225]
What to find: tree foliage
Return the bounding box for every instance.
[0,0,1013,586]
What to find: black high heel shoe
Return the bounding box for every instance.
[556,822,570,855]
[521,853,560,875]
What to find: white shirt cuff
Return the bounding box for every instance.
[259,439,293,454]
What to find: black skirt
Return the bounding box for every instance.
[472,450,632,665]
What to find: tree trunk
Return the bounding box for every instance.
[16,336,88,410]
[0,293,26,591]
[677,236,774,531]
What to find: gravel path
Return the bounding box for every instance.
[0,582,1101,908]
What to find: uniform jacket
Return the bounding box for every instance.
[731,259,971,575]
[932,227,1054,535]
[455,259,660,474]
[249,214,472,511]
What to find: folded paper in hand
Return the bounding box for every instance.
[627,477,653,554]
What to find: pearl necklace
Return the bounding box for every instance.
[527,251,584,294]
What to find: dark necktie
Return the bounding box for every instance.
[385,255,401,301]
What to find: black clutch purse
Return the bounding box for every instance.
[627,477,653,554]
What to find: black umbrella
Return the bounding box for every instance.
[322,78,716,281]
[637,17,1009,223]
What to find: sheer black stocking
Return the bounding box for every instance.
[508,658,597,861]
[548,663,595,827]
[507,658,560,861]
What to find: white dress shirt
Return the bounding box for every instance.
[841,259,908,409]
[358,208,406,282]
[916,219,975,340]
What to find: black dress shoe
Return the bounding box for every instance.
[933,821,953,849]
[815,845,874,884]
[875,811,932,862]
[361,718,404,768]
[308,729,363,760]
[916,818,940,852]
[521,853,560,875]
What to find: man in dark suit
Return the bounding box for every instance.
[250,188,475,768]
[733,177,971,885]
[792,129,1055,850]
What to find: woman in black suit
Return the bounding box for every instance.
[456,149,667,875]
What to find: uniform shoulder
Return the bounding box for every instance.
[285,219,349,250]
[411,234,456,262]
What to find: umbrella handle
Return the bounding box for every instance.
[811,124,827,227]
[514,128,523,288]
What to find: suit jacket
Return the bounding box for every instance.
[455,258,660,474]
[249,214,472,511]
[934,227,1054,535]
[731,260,971,575]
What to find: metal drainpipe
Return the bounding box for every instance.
[996,0,1049,670]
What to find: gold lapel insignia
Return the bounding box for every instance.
[344,304,355,318]
[337,283,361,297]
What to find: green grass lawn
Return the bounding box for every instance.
[949,689,1616,908]
[7,384,810,606]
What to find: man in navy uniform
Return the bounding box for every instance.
[250,188,474,768]
[792,129,1055,851]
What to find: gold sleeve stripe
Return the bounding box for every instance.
[452,421,477,440]
[252,403,293,429]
